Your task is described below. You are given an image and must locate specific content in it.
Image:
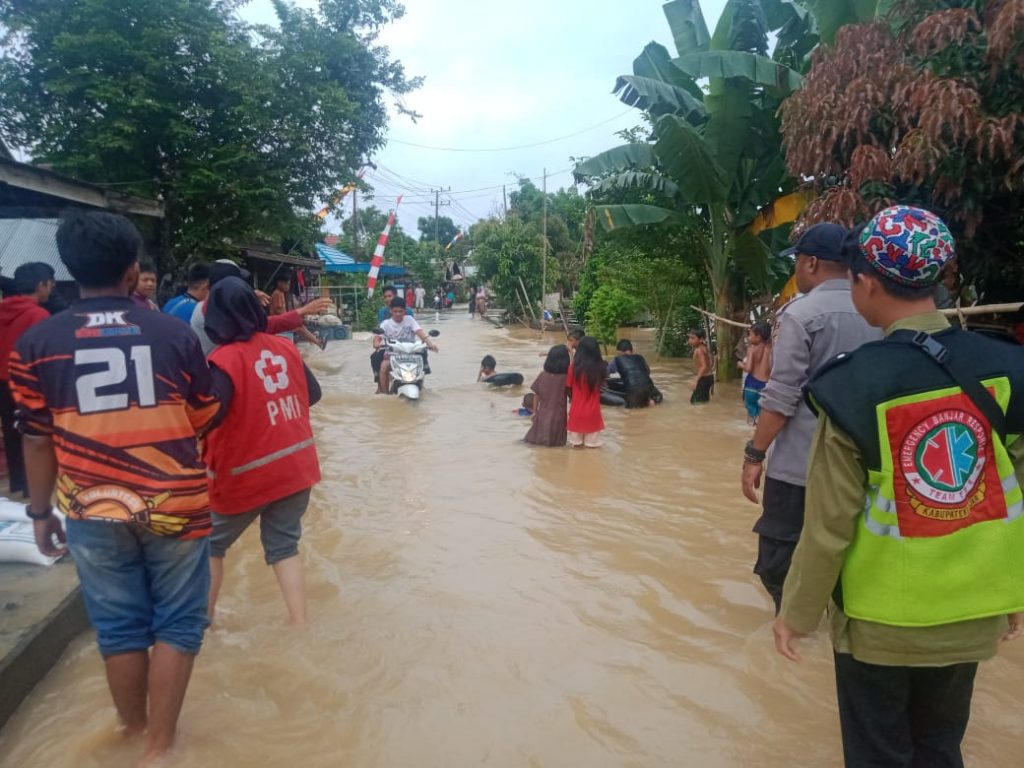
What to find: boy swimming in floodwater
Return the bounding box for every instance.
[478,355,496,381]
[689,328,715,405]
[738,321,772,424]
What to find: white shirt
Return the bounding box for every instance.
[379,315,422,343]
[414,287,426,301]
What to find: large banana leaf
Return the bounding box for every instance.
[594,204,679,232]
[632,42,705,100]
[653,114,729,204]
[590,170,681,200]
[676,51,804,92]
[731,228,773,292]
[763,0,816,59]
[573,144,656,181]
[798,0,880,44]
[714,0,769,55]
[663,0,710,57]
[614,76,706,122]
[703,84,753,181]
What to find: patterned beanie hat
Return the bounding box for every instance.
[858,205,955,287]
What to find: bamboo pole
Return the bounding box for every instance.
[689,305,748,329]
[541,167,548,333]
[937,302,1023,317]
[514,284,530,324]
[656,294,676,361]
[518,276,538,323]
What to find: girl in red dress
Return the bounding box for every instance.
[566,336,606,448]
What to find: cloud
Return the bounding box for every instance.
[242,0,728,231]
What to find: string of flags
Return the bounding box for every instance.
[444,231,464,252]
[315,168,367,220]
[367,196,403,298]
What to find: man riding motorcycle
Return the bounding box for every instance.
[373,297,439,394]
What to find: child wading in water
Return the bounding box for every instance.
[525,344,570,447]
[689,328,715,405]
[566,336,606,448]
[738,321,772,424]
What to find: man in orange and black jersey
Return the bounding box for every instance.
[10,211,230,762]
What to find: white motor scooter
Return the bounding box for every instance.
[378,329,439,400]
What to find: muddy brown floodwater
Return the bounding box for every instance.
[1,310,1022,767]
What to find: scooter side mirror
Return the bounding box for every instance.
[428,329,440,337]
[372,327,385,335]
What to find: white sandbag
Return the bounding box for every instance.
[0,497,26,522]
[0,497,66,524]
[0,520,60,566]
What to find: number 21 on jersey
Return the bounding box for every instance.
[75,346,156,414]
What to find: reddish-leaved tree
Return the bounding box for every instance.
[782,0,1024,298]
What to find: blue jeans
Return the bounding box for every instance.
[66,520,211,657]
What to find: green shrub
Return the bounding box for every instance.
[586,285,640,346]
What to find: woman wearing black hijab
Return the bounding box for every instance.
[202,277,323,625]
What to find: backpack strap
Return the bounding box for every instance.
[888,329,1007,444]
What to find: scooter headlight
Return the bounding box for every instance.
[394,357,421,383]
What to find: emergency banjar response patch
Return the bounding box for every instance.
[887,390,1008,537]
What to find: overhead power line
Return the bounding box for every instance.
[386,110,635,153]
[366,167,574,202]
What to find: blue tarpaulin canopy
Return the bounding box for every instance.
[324,262,406,277]
[315,243,405,277]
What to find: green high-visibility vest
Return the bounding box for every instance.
[808,327,1024,627]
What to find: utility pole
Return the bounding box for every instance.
[430,189,451,269]
[502,185,508,219]
[434,188,440,252]
[541,167,548,328]
[351,187,359,259]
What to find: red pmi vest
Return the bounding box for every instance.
[206,333,321,515]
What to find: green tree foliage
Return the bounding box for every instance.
[404,242,444,285]
[575,0,811,378]
[337,203,417,265]
[508,179,586,292]
[575,241,704,355]
[470,217,545,315]
[0,0,418,267]
[586,285,641,346]
[417,215,459,248]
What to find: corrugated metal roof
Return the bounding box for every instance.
[0,218,72,281]
[315,243,354,265]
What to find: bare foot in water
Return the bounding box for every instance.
[137,746,174,768]
[120,723,146,739]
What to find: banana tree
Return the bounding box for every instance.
[575,0,810,379]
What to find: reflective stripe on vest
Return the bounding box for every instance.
[229,438,316,477]
[843,377,1024,627]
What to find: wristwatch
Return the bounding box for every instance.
[744,440,767,464]
[25,504,54,521]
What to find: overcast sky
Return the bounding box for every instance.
[242,0,727,236]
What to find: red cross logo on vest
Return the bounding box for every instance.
[254,349,290,395]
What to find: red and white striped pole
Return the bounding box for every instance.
[367,195,402,298]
